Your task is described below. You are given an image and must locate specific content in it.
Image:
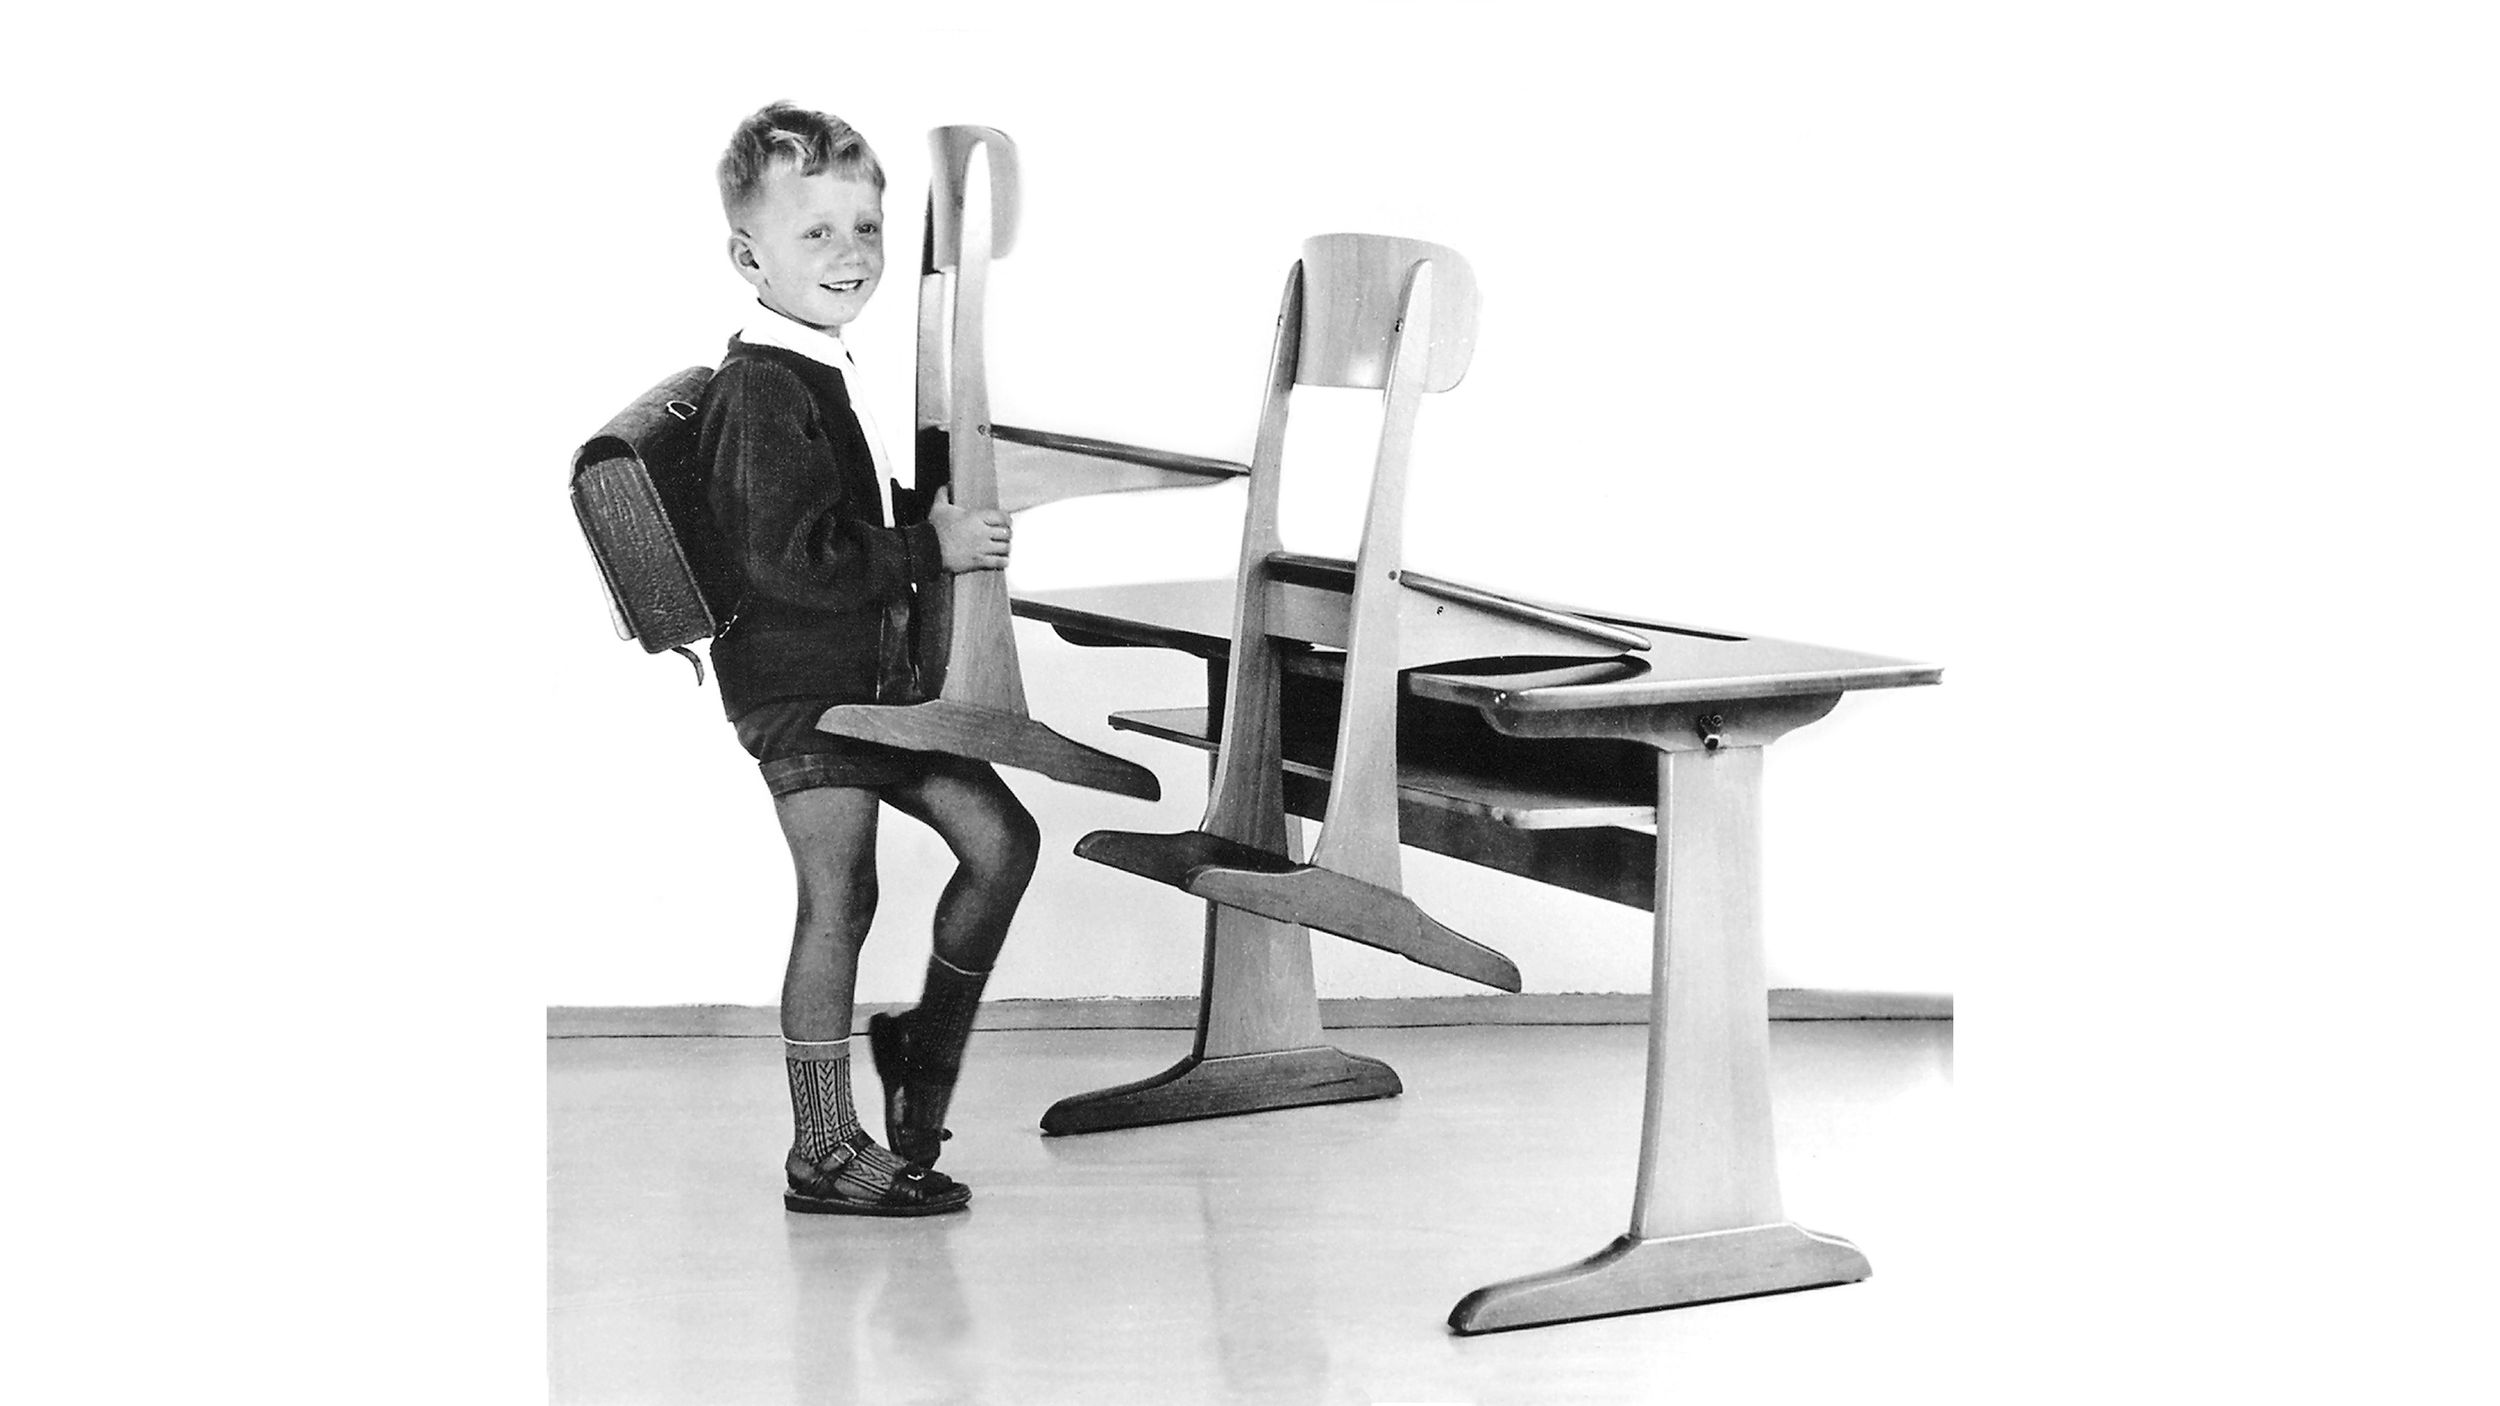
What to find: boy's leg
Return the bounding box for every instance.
[773,785,970,1215]
[776,785,881,1042]
[869,759,1041,1165]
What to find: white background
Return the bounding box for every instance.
[8,1,2495,1398]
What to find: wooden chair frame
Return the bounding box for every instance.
[815,126,1245,798]
[1076,235,1648,990]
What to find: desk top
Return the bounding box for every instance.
[1014,580,1943,717]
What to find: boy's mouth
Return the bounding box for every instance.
[824,279,865,294]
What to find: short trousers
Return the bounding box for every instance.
[734,697,954,797]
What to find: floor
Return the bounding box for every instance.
[550,1022,1954,1405]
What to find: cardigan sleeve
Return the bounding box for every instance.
[702,359,944,611]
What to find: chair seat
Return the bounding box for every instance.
[818,698,1158,799]
[1185,859,1521,992]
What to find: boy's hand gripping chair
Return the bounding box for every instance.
[1074,234,1649,992]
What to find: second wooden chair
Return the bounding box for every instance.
[1076,234,1648,991]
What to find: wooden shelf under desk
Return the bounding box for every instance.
[1108,705,1660,911]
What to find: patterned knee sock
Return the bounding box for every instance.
[784,1037,920,1193]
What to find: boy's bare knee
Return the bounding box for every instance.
[967,800,1040,892]
[893,767,1041,889]
[953,809,1038,896]
[793,850,879,943]
[1001,801,1041,874]
[794,886,877,942]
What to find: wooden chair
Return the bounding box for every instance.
[814,127,1245,798]
[1074,234,1648,991]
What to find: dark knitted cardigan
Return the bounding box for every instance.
[698,338,944,720]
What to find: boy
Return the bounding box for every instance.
[702,102,1038,1216]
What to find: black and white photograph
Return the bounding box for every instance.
[10,2,2494,1401]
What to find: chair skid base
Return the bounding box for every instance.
[816,699,1160,799]
[1187,862,1522,993]
[1447,1222,1871,1335]
[1038,1046,1402,1136]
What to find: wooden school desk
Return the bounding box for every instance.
[1013,577,1942,1333]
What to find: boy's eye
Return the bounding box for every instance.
[858,223,880,238]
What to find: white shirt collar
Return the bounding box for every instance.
[734,301,897,507]
[738,302,856,372]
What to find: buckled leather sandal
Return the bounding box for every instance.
[867,1011,958,1168]
[783,1132,970,1216]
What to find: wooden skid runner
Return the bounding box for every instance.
[1447,1223,1871,1335]
[1039,1046,1402,1136]
[818,699,1159,799]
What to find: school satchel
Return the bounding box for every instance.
[569,366,740,678]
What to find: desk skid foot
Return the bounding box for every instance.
[1038,1046,1401,1136]
[1447,1223,1870,1335]
[817,699,1160,799]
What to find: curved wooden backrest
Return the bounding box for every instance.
[1294,233,1478,392]
[927,125,1020,269]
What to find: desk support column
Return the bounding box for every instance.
[1450,694,1864,1333]
[1040,751,1401,1135]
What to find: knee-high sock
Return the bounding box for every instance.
[909,953,991,1073]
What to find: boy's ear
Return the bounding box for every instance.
[726,233,767,290]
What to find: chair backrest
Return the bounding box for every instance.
[926,125,1020,270]
[1293,232,1478,392]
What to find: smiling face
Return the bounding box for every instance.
[728,164,885,331]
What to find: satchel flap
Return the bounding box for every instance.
[573,365,714,475]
